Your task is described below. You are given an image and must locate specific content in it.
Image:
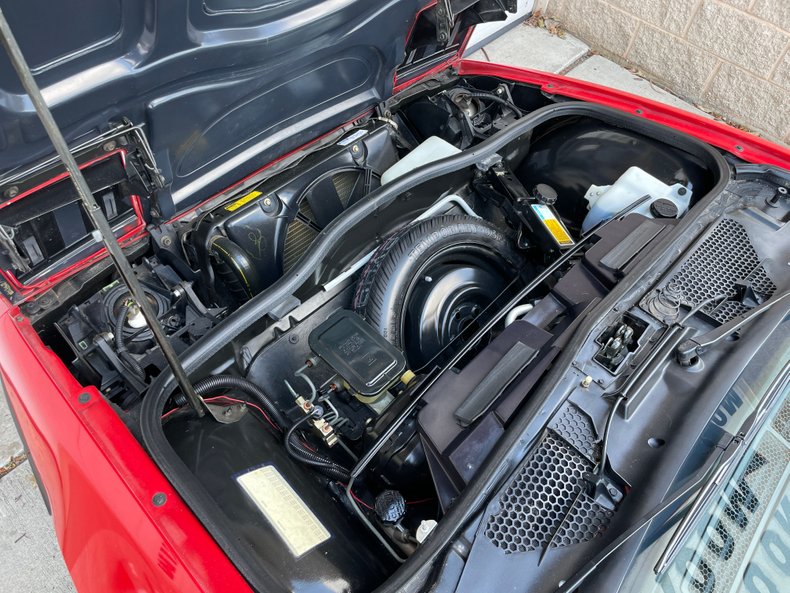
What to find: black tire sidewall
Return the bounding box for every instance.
[353,215,526,353]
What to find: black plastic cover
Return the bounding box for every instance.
[309,310,406,398]
[0,0,425,212]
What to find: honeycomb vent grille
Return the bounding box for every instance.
[660,218,776,324]
[484,433,612,554]
[549,403,598,463]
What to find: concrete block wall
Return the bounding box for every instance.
[537,0,790,145]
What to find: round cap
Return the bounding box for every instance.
[374,490,406,524]
[533,183,558,206]
[650,198,679,219]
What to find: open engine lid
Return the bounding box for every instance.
[0,0,515,217]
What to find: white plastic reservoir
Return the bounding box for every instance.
[581,166,692,233]
[381,136,461,185]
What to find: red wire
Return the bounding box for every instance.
[350,489,374,510]
[406,497,435,505]
[161,395,282,433]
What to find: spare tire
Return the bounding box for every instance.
[353,215,528,369]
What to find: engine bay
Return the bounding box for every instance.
[10,73,788,593]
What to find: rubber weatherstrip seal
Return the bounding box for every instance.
[140,101,731,592]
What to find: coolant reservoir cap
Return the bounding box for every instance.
[650,198,679,219]
[534,183,558,206]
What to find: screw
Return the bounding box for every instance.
[4,186,18,199]
[768,186,787,207]
[581,376,593,388]
[607,485,618,497]
[288,334,299,344]
[351,144,360,154]
[263,197,272,207]
[735,145,744,152]
[152,492,167,507]
[161,236,172,247]
[103,141,117,152]
[635,109,643,114]
[424,275,433,283]
[78,392,91,404]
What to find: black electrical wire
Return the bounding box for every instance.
[465,91,523,118]
[114,303,146,380]
[172,374,289,430]
[679,293,730,325]
[285,414,351,482]
[597,394,625,477]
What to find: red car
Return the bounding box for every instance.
[1,2,789,593]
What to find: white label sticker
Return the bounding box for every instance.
[236,465,330,557]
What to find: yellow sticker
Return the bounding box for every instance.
[236,465,330,557]
[531,204,575,247]
[225,190,262,212]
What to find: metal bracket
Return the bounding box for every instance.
[205,402,249,424]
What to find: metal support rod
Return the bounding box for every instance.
[0,7,205,417]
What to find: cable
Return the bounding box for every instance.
[679,293,730,325]
[465,91,523,118]
[114,302,146,380]
[597,395,625,477]
[173,374,288,430]
[285,414,351,482]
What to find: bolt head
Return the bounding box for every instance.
[78,392,91,404]
[152,492,167,507]
[103,141,117,152]
[161,236,172,247]
[288,334,299,344]
[4,186,19,199]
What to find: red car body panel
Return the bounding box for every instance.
[2,58,790,593]
[0,299,253,593]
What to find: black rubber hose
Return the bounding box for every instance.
[466,91,523,118]
[114,303,146,380]
[285,415,351,482]
[173,374,289,430]
[114,303,129,352]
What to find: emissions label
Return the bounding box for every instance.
[236,465,330,557]
[531,204,575,247]
[225,190,262,212]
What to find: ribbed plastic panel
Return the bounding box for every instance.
[484,430,612,554]
[655,218,776,324]
[282,204,319,272]
[282,171,359,272]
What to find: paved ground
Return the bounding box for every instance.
[467,23,710,118]
[0,22,704,593]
